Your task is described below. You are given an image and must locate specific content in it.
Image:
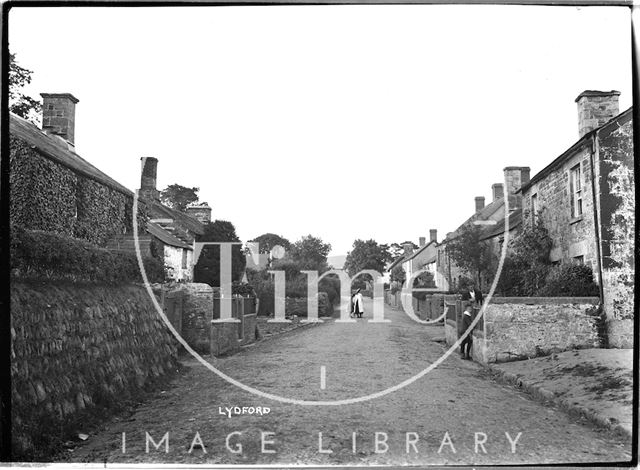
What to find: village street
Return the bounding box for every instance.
[64,298,632,466]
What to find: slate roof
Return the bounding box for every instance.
[519,107,633,194]
[9,113,132,196]
[142,198,205,236]
[403,240,437,263]
[10,112,203,246]
[146,221,193,249]
[478,208,522,241]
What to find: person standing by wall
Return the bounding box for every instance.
[458,303,474,360]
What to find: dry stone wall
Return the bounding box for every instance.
[473,297,602,363]
[11,281,179,459]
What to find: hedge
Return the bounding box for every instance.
[11,226,164,284]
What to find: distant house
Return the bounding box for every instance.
[402,231,438,287]
[518,91,634,335]
[435,176,524,292]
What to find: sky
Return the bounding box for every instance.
[8,5,633,257]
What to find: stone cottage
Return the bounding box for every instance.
[401,230,439,287]
[518,90,634,347]
[9,92,204,283]
[10,93,141,245]
[135,156,206,281]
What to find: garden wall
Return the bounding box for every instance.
[11,281,179,459]
[469,297,602,364]
[606,318,634,349]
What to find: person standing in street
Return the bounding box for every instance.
[459,303,474,360]
[352,288,364,318]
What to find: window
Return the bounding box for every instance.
[531,193,538,225]
[570,164,583,218]
[574,255,584,265]
[181,249,188,269]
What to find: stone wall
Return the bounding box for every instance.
[174,283,214,353]
[210,313,258,356]
[284,293,331,317]
[606,318,634,349]
[11,281,179,459]
[598,117,634,325]
[472,297,602,364]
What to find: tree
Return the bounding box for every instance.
[289,235,332,272]
[413,270,436,288]
[160,184,199,212]
[248,233,291,254]
[446,224,494,288]
[388,241,418,260]
[9,52,41,124]
[193,220,246,287]
[344,239,391,277]
[497,217,553,296]
[390,265,406,285]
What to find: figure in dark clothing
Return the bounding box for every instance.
[459,304,474,360]
[461,283,483,306]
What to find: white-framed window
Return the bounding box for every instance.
[570,164,583,218]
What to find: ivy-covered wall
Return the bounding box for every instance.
[10,136,148,246]
[10,137,77,236]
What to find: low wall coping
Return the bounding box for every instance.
[487,297,600,305]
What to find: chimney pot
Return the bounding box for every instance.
[185,203,212,224]
[140,157,160,201]
[575,90,620,137]
[491,183,504,201]
[429,229,437,243]
[419,237,426,247]
[41,93,79,145]
[475,196,485,212]
[503,166,531,211]
[402,243,414,257]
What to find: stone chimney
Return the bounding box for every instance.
[402,243,414,257]
[186,203,212,224]
[140,157,160,201]
[430,229,437,243]
[575,90,620,137]
[41,93,79,145]
[492,183,504,201]
[503,167,530,211]
[419,237,426,247]
[475,196,485,212]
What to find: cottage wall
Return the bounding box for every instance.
[10,135,146,246]
[597,117,634,341]
[164,245,194,282]
[521,146,600,276]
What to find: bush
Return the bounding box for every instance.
[11,226,164,284]
[538,264,600,297]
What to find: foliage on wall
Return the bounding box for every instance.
[10,137,77,235]
[11,226,164,284]
[10,136,150,246]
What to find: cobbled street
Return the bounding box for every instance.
[65,298,632,465]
